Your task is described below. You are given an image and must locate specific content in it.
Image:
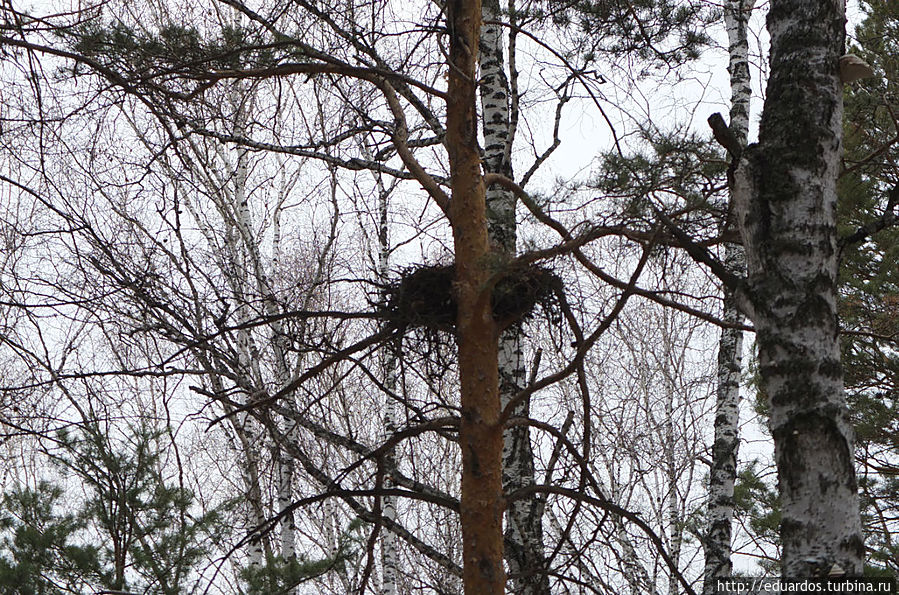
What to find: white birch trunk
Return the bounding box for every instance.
[224,85,298,569]
[229,91,305,573]
[233,414,270,569]
[204,108,274,574]
[704,1,753,591]
[665,389,682,595]
[268,161,297,566]
[356,130,403,595]
[733,0,864,575]
[122,110,274,573]
[185,72,301,577]
[479,1,549,592]
[617,520,655,595]
[377,165,401,595]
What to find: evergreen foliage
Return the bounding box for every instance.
[241,518,364,594]
[595,128,727,230]
[517,0,716,67]
[66,20,280,97]
[838,0,899,578]
[0,424,226,593]
[0,482,107,594]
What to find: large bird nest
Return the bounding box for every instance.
[379,261,562,333]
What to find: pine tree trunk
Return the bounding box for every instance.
[446,1,505,593]
[733,0,864,576]
[704,1,752,591]
[478,1,550,592]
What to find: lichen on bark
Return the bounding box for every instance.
[732,0,865,577]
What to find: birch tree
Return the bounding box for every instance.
[726,0,865,575]
[363,136,403,594]
[478,2,550,592]
[703,0,753,591]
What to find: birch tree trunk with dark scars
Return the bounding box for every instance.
[733,0,865,576]
[446,1,506,592]
[478,1,550,592]
[704,0,753,591]
[376,158,400,595]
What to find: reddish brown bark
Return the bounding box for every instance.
[445,1,505,593]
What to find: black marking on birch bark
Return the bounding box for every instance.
[737,0,862,575]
